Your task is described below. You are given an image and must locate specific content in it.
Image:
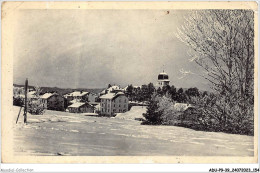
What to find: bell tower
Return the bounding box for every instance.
[157,70,170,88]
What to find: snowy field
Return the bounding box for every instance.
[13,106,254,156]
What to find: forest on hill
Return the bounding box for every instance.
[13,84,105,95]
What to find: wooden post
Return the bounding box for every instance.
[24,78,28,123]
[16,106,23,124]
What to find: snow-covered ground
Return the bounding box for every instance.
[115,106,147,120]
[13,106,254,156]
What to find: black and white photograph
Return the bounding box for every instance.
[1,1,258,164]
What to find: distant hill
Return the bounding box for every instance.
[14,83,210,95]
[13,84,105,95]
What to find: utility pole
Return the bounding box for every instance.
[24,78,28,123]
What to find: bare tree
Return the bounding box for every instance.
[34,85,42,97]
[176,10,254,134]
[176,10,254,101]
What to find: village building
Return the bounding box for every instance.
[88,101,99,107]
[13,86,24,96]
[40,93,65,111]
[100,85,124,96]
[16,91,37,99]
[123,85,141,92]
[14,90,38,105]
[174,103,193,112]
[64,91,89,102]
[156,71,170,88]
[68,102,94,113]
[100,92,129,116]
[68,99,81,104]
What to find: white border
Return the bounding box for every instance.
[0,0,259,172]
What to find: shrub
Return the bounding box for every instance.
[13,96,24,106]
[143,91,253,136]
[184,93,254,135]
[27,99,45,115]
[157,96,179,124]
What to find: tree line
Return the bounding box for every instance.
[125,83,203,104]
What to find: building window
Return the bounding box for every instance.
[113,109,115,112]
[114,104,115,107]
[108,109,110,112]
[119,105,120,107]
[124,105,126,108]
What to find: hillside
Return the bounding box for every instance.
[13,84,105,95]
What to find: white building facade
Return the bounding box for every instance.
[100,92,129,116]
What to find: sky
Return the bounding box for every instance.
[13,9,210,90]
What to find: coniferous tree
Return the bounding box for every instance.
[126,85,134,101]
[169,85,177,101]
[143,94,163,124]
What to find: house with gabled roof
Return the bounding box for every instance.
[100,92,128,116]
[100,85,124,96]
[64,91,89,102]
[40,93,65,111]
[68,102,94,113]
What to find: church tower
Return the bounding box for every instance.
[157,70,170,88]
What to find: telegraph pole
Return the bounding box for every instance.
[24,78,28,123]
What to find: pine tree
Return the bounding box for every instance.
[143,94,163,124]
